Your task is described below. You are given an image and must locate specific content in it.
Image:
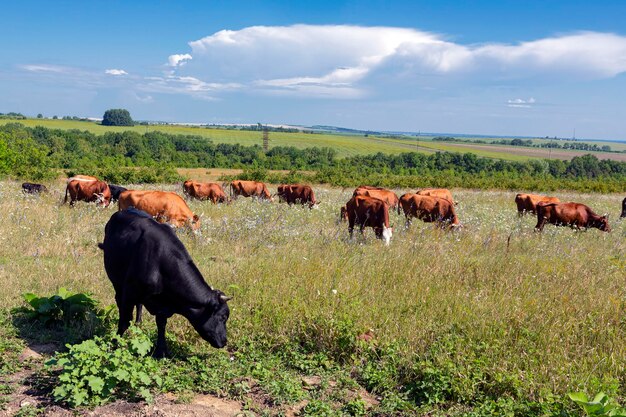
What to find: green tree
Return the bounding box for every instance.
[102,109,134,127]
[37,113,43,119]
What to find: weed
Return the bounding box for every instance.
[45,325,161,407]
[13,404,44,417]
[20,288,98,326]
[569,392,626,416]
[299,399,335,416]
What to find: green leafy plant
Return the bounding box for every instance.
[299,399,335,416]
[342,398,367,416]
[568,392,626,416]
[21,288,98,326]
[45,325,162,407]
[13,404,44,417]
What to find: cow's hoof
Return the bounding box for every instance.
[152,348,171,359]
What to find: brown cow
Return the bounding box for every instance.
[344,195,393,245]
[277,184,317,208]
[230,180,272,201]
[118,190,200,230]
[64,180,111,207]
[353,186,399,211]
[535,202,610,232]
[67,175,99,182]
[620,197,626,218]
[399,193,460,228]
[416,188,454,204]
[183,180,229,204]
[515,193,560,216]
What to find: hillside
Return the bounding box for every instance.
[3,118,625,162]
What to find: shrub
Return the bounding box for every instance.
[21,288,98,326]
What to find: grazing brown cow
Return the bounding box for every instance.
[67,175,99,182]
[353,186,399,211]
[399,193,460,228]
[118,190,200,230]
[344,195,393,245]
[416,188,454,204]
[64,179,111,207]
[230,180,272,201]
[620,197,626,218]
[515,193,560,216]
[535,202,610,232]
[183,180,229,203]
[277,184,317,208]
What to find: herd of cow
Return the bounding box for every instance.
[22,177,626,244]
[17,176,626,357]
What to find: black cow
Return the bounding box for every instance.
[108,184,128,201]
[99,208,231,358]
[621,197,626,218]
[22,182,48,194]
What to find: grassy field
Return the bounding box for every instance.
[3,118,626,162]
[0,181,624,415]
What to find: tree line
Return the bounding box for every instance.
[0,123,625,192]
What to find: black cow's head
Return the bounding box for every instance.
[188,293,231,348]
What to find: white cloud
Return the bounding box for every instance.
[174,25,626,98]
[21,64,73,73]
[168,53,193,67]
[132,92,153,103]
[508,97,536,108]
[138,74,241,100]
[105,69,128,76]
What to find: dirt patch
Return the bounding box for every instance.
[1,393,243,417]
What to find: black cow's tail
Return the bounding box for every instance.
[63,185,69,204]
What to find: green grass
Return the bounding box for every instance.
[0,181,624,415]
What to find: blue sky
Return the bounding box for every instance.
[1,0,626,140]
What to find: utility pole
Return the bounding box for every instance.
[262,126,269,151]
[416,130,420,153]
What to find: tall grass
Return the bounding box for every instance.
[0,181,624,407]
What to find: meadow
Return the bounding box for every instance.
[0,180,624,415]
[3,118,625,162]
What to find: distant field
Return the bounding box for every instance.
[421,140,626,162]
[2,118,626,161]
[0,119,425,158]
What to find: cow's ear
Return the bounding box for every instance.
[193,214,200,222]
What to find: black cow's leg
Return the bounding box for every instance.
[153,315,170,359]
[135,304,143,323]
[117,300,134,336]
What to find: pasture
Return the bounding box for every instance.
[3,118,626,162]
[0,181,625,415]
